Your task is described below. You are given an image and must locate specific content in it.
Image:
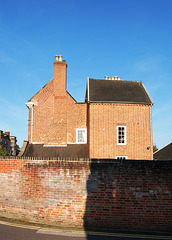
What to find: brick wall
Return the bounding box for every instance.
[0,158,171,232]
[28,86,87,146]
[66,93,87,144]
[88,103,153,159]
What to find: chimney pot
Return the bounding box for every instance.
[105,76,108,80]
[108,77,111,80]
[59,55,63,62]
[114,76,118,80]
[55,55,59,61]
[55,55,63,62]
[112,77,114,80]
[118,77,120,80]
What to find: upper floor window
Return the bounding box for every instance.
[117,126,126,145]
[76,129,87,144]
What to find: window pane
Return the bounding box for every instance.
[76,129,87,144]
[117,126,126,145]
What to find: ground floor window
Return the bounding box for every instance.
[76,128,87,144]
[116,156,127,160]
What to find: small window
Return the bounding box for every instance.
[76,129,87,144]
[117,126,126,145]
[116,156,127,160]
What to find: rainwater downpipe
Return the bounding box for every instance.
[150,104,153,160]
[25,102,34,143]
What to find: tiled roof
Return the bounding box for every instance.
[24,143,89,158]
[86,79,153,104]
[154,142,172,160]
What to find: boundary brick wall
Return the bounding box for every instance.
[0,158,171,232]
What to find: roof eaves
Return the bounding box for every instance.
[84,79,88,102]
[141,82,154,105]
[88,100,152,105]
[154,142,172,154]
[67,91,77,103]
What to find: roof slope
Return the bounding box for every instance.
[24,143,88,158]
[86,79,153,104]
[154,142,172,160]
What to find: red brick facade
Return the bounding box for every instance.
[26,56,153,159]
[0,158,171,232]
[27,59,87,146]
[88,103,152,159]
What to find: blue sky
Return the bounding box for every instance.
[0,0,172,149]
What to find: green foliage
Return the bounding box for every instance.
[153,144,158,153]
[0,145,11,156]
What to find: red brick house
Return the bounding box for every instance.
[25,55,153,160]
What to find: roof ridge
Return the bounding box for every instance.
[89,78,142,82]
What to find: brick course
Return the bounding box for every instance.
[0,158,171,232]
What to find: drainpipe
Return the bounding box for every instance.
[25,102,34,143]
[149,104,153,160]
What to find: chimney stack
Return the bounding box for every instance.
[5,130,10,136]
[54,55,67,96]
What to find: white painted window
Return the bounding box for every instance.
[76,129,87,144]
[117,126,126,145]
[116,156,127,160]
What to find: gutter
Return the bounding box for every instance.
[88,100,152,105]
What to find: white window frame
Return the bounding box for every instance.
[116,156,128,160]
[117,125,126,145]
[76,128,87,144]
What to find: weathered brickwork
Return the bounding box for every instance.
[88,103,152,159]
[28,79,54,143]
[28,68,87,146]
[0,158,171,232]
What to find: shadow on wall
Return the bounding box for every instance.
[83,161,120,240]
[83,160,172,239]
[84,162,118,229]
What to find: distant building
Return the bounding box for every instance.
[25,55,153,160]
[10,136,17,156]
[0,130,11,153]
[154,142,172,160]
[0,130,17,156]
